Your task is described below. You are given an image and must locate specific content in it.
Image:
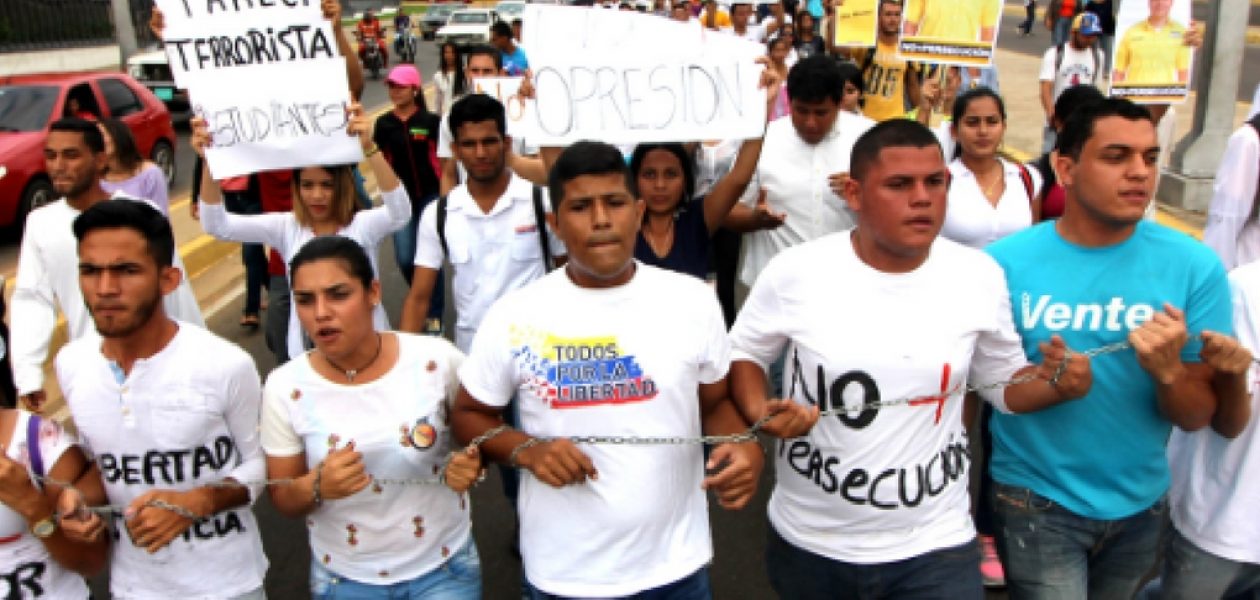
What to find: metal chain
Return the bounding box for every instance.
[33,338,1208,505]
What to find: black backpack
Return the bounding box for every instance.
[435,185,555,272]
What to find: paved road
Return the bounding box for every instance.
[1000,0,1260,104]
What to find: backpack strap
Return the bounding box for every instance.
[531,185,555,272]
[1054,43,1065,73]
[27,414,45,482]
[1016,162,1035,202]
[436,195,450,261]
[1090,44,1102,84]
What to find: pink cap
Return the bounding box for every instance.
[386,65,422,87]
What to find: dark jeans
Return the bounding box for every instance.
[392,195,445,324]
[223,190,268,316]
[1019,2,1036,33]
[1139,526,1260,600]
[265,274,290,365]
[525,566,711,600]
[990,481,1166,600]
[766,526,982,600]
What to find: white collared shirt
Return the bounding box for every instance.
[414,173,565,352]
[739,111,876,286]
[10,195,205,397]
[56,323,268,600]
[1203,124,1260,271]
[941,157,1041,250]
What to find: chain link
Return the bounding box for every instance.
[30,338,1161,507]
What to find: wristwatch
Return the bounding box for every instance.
[30,516,56,539]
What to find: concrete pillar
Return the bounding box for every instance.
[1158,0,1249,212]
[110,0,139,64]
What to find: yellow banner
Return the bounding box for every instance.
[834,0,877,47]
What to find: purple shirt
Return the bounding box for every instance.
[101,164,169,215]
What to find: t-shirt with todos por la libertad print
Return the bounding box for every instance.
[729,231,1028,564]
[459,263,729,597]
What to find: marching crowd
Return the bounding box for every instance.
[3,0,1260,598]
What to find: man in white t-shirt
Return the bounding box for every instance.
[11,119,204,412]
[1142,261,1260,599]
[56,199,268,600]
[728,119,1092,598]
[722,2,771,41]
[725,55,876,288]
[1039,12,1104,152]
[452,141,764,598]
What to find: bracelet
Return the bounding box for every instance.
[508,437,544,469]
[311,461,325,508]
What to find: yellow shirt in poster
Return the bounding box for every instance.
[903,0,998,41]
[855,41,913,121]
[1114,20,1191,85]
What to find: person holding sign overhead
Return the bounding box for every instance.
[194,103,412,361]
[903,0,998,42]
[839,0,926,122]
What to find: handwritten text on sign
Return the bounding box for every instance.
[522,5,765,144]
[195,59,362,178]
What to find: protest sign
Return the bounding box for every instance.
[1110,0,1193,104]
[898,0,1002,66]
[834,0,877,47]
[194,59,361,178]
[152,0,361,177]
[470,77,534,138]
[521,5,767,144]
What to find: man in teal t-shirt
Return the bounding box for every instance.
[985,98,1252,598]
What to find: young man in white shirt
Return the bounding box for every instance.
[11,119,204,411]
[1202,114,1260,271]
[401,93,564,353]
[725,54,876,288]
[727,118,1093,599]
[1039,13,1104,152]
[451,141,764,599]
[55,199,268,600]
[1142,261,1260,599]
[723,2,771,41]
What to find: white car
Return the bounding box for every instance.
[434,9,498,47]
[126,49,189,114]
[495,1,526,22]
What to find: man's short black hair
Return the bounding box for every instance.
[1052,84,1105,131]
[463,43,504,70]
[49,118,105,153]
[850,119,942,181]
[1055,97,1153,160]
[491,21,513,39]
[73,199,174,269]
[787,55,844,105]
[548,141,632,209]
[449,94,507,140]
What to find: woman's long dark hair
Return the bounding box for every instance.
[951,86,1007,160]
[99,118,144,173]
[440,41,469,99]
[629,143,696,216]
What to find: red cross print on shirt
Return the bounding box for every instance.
[906,363,951,425]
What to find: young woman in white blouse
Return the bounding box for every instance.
[940,87,1043,250]
[260,236,482,599]
[192,103,412,360]
[433,42,466,116]
[0,408,107,599]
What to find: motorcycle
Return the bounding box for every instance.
[362,35,383,79]
[396,27,417,65]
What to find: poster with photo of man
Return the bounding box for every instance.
[898,0,1001,66]
[1110,0,1193,104]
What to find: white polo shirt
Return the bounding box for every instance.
[941,158,1042,250]
[414,173,565,352]
[739,111,875,286]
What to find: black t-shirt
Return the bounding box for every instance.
[1085,0,1116,35]
[373,109,442,208]
[634,204,711,280]
[794,36,826,60]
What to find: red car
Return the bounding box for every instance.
[0,72,176,230]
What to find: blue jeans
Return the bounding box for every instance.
[766,526,982,599]
[524,566,711,600]
[310,539,481,599]
[1052,17,1073,46]
[1139,526,1260,600]
[392,195,445,324]
[989,481,1166,600]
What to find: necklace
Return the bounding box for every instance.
[323,333,383,383]
[981,162,1004,202]
[644,216,675,257]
